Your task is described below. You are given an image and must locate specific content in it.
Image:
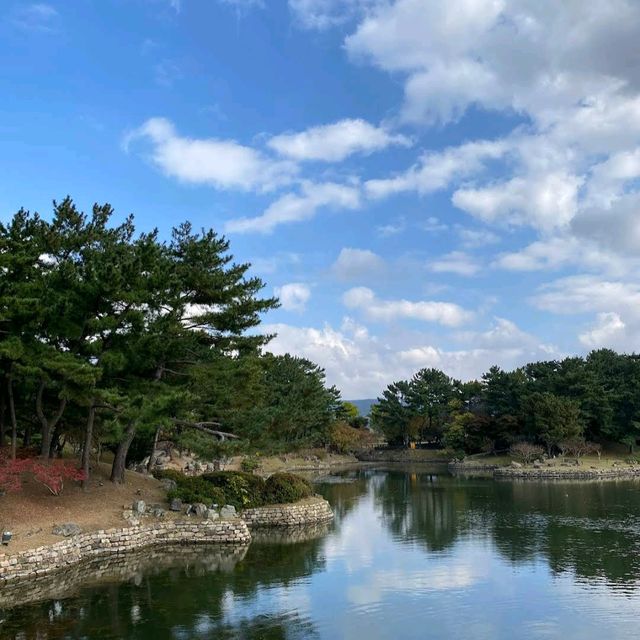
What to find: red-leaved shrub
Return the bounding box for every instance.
[0,449,86,496]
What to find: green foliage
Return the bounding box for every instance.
[336,401,359,422]
[155,469,314,508]
[241,456,261,473]
[329,421,374,453]
[379,350,640,455]
[524,392,583,452]
[264,472,313,504]
[153,469,227,506]
[201,471,267,509]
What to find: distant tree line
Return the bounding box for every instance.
[371,351,640,455]
[0,198,342,486]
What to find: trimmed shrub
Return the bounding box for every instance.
[241,456,261,473]
[154,468,314,509]
[154,469,226,506]
[264,472,313,504]
[153,468,185,483]
[202,471,267,509]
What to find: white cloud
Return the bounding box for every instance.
[579,312,626,349]
[340,0,640,260]
[532,275,640,352]
[264,316,557,397]
[422,216,448,233]
[571,192,640,256]
[429,251,480,277]
[274,282,311,312]
[332,248,386,281]
[225,181,361,233]
[288,0,379,30]
[457,227,500,248]
[268,119,410,162]
[365,139,507,199]
[376,217,406,237]
[345,0,640,126]
[124,117,296,192]
[494,236,632,275]
[12,3,59,32]
[452,171,583,231]
[533,275,640,315]
[342,286,473,327]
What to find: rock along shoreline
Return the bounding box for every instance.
[0,496,333,586]
[493,466,640,480]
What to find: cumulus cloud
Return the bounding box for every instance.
[342,287,473,327]
[365,140,507,199]
[429,251,481,277]
[264,316,558,397]
[532,275,640,352]
[342,0,640,261]
[345,0,640,126]
[452,171,583,231]
[124,117,296,192]
[457,227,500,248]
[331,248,386,281]
[579,312,626,349]
[225,181,361,233]
[268,118,411,162]
[494,236,634,275]
[274,282,311,312]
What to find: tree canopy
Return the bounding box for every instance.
[372,351,640,455]
[0,198,342,486]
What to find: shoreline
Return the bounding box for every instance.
[494,466,640,480]
[0,496,333,587]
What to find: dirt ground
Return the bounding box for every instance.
[0,462,166,555]
[0,450,361,556]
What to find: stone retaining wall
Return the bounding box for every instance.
[242,496,334,528]
[0,497,335,588]
[356,449,447,463]
[495,466,640,480]
[448,462,498,471]
[0,519,251,585]
[0,544,248,609]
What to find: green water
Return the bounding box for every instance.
[2,466,640,639]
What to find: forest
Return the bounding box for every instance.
[0,199,346,486]
[371,353,640,456]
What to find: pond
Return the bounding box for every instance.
[2,465,640,639]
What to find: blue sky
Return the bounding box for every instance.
[2,0,640,397]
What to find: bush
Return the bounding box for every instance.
[264,472,313,504]
[167,478,226,506]
[241,456,261,473]
[154,469,226,506]
[202,471,267,509]
[510,442,544,464]
[329,421,375,454]
[154,468,314,509]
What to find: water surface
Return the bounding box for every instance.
[2,466,640,639]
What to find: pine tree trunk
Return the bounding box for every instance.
[81,403,96,488]
[7,373,17,460]
[0,385,5,448]
[23,422,31,448]
[146,426,161,473]
[110,422,136,484]
[37,381,67,459]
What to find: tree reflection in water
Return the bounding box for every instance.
[3,469,640,639]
